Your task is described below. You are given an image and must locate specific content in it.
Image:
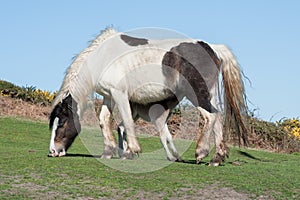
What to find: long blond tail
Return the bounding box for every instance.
[211,44,248,145]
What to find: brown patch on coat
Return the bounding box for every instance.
[162,42,220,113]
[120,34,148,46]
[197,41,221,69]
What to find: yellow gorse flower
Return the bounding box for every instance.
[279,118,300,140]
[32,89,57,104]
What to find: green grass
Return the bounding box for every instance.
[0,116,299,199]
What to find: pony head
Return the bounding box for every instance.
[48,94,81,157]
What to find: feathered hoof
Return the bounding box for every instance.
[100,146,116,159]
[195,153,208,164]
[175,157,183,162]
[209,153,225,166]
[196,157,202,164]
[167,156,178,162]
[121,151,136,160]
[100,153,113,159]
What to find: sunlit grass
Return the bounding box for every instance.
[0,116,299,199]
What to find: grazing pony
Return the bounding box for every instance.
[49,28,248,166]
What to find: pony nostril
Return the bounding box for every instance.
[48,149,57,157]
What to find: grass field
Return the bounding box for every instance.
[0,116,299,199]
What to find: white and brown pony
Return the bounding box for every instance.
[49,28,248,166]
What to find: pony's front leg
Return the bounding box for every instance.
[99,100,117,159]
[111,89,141,159]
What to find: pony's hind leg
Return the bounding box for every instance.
[152,106,181,162]
[117,110,139,158]
[195,107,215,164]
[117,124,127,158]
[209,113,229,166]
[99,99,117,159]
[163,124,182,161]
[158,124,175,161]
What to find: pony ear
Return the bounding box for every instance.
[62,93,76,111]
[63,93,73,104]
[49,103,62,129]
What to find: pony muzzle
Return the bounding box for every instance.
[49,145,66,157]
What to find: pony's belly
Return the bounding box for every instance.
[129,84,174,104]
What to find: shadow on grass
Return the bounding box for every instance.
[66,153,101,158]
[65,153,127,160]
[236,150,262,161]
[177,159,213,165]
[178,150,264,166]
[64,154,202,165]
[61,150,264,165]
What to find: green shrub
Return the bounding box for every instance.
[0,80,22,97]
[249,117,300,152]
[0,80,57,106]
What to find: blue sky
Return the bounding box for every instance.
[0,1,299,121]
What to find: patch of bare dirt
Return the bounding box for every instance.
[0,96,50,121]
[1,174,274,200]
[76,184,272,200]
[0,174,71,200]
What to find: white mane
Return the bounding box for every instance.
[52,27,118,110]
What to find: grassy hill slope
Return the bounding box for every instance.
[0,117,299,199]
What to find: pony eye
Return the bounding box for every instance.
[58,118,67,127]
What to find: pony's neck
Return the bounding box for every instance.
[52,28,118,116]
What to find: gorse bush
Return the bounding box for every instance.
[277,118,300,140]
[0,80,57,106]
[249,117,300,152]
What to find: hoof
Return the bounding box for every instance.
[195,154,206,164]
[195,149,209,164]
[167,156,177,162]
[100,153,113,159]
[121,151,135,160]
[196,157,202,164]
[209,154,224,166]
[209,161,221,166]
[129,146,141,154]
[101,146,116,159]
